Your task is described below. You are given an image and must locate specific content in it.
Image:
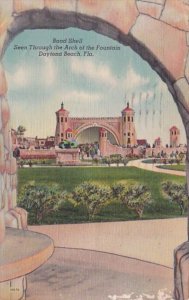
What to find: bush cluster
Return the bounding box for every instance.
[18,180,188,225]
[18,181,154,224]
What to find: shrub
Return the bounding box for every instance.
[72,181,111,220]
[18,182,65,224]
[162,181,188,215]
[111,183,152,218]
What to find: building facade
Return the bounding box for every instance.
[170,126,180,147]
[55,102,137,148]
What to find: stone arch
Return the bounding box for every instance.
[74,123,120,145]
[1,2,189,152]
[0,1,189,299]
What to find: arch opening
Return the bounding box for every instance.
[75,125,119,146]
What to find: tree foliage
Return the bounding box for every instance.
[72,181,111,220]
[162,181,188,215]
[112,183,152,218]
[16,125,26,136]
[18,182,64,224]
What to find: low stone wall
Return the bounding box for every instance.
[104,141,187,158]
[20,149,56,159]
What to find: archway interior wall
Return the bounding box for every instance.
[73,120,121,145]
[76,126,117,145]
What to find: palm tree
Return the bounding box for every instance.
[16,125,26,145]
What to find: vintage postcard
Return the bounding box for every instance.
[0,0,189,299]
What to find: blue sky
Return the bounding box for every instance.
[2,27,186,145]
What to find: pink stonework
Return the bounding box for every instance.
[2,189,8,211]
[0,67,7,96]
[131,15,188,81]
[11,189,17,208]
[8,190,12,210]
[56,148,80,165]
[0,209,5,243]
[13,0,44,13]
[2,123,13,158]
[5,211,18,228]
[10,174,17,190]
[161,0,189,32]
[0,1,13,36]
[174,78,189,112]
[14,207,28,230]
[0,134,5,173]
[55,103,137,151]
[44,0,76,11]
[169,126,180,147]
[99,128,107,156]
[185,52,189,83]
[0,32,7,58]
[136,1,163,19]
[5,158,17,175]
[0,174,5,209]
[5,174,11,192]
[8,209,22,229]
[1,98,10,128]
[78,0,139,35]
[138,0,165,4]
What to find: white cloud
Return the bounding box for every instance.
[6,65,30,89]
[64,90,101,103]
[42,58,57,86]
[123,66,149,92]
[5,57,57,90]
[54,89,101,106]
[70,57,117,86]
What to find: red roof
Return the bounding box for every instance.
[170,126,178,131]
[137,139,147,146]
[100,127,107,132]
[155,137,161,141]
[65,128,72,132]
[122,102,134,113]
[56,108,67,113]
[56,102,68,113]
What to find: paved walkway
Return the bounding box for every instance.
[27,248,173,300]
[127,159,186,176]
[29,218,187,268]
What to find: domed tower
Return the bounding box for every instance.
[170,126,180,147]
[121,102,137,147]
[55,102,70,145]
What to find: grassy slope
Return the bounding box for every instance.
[18,166,186,223]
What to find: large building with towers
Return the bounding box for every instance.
[55,102,137,150]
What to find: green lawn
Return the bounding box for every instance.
[17,166,187,224]
[157,164,185,172]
